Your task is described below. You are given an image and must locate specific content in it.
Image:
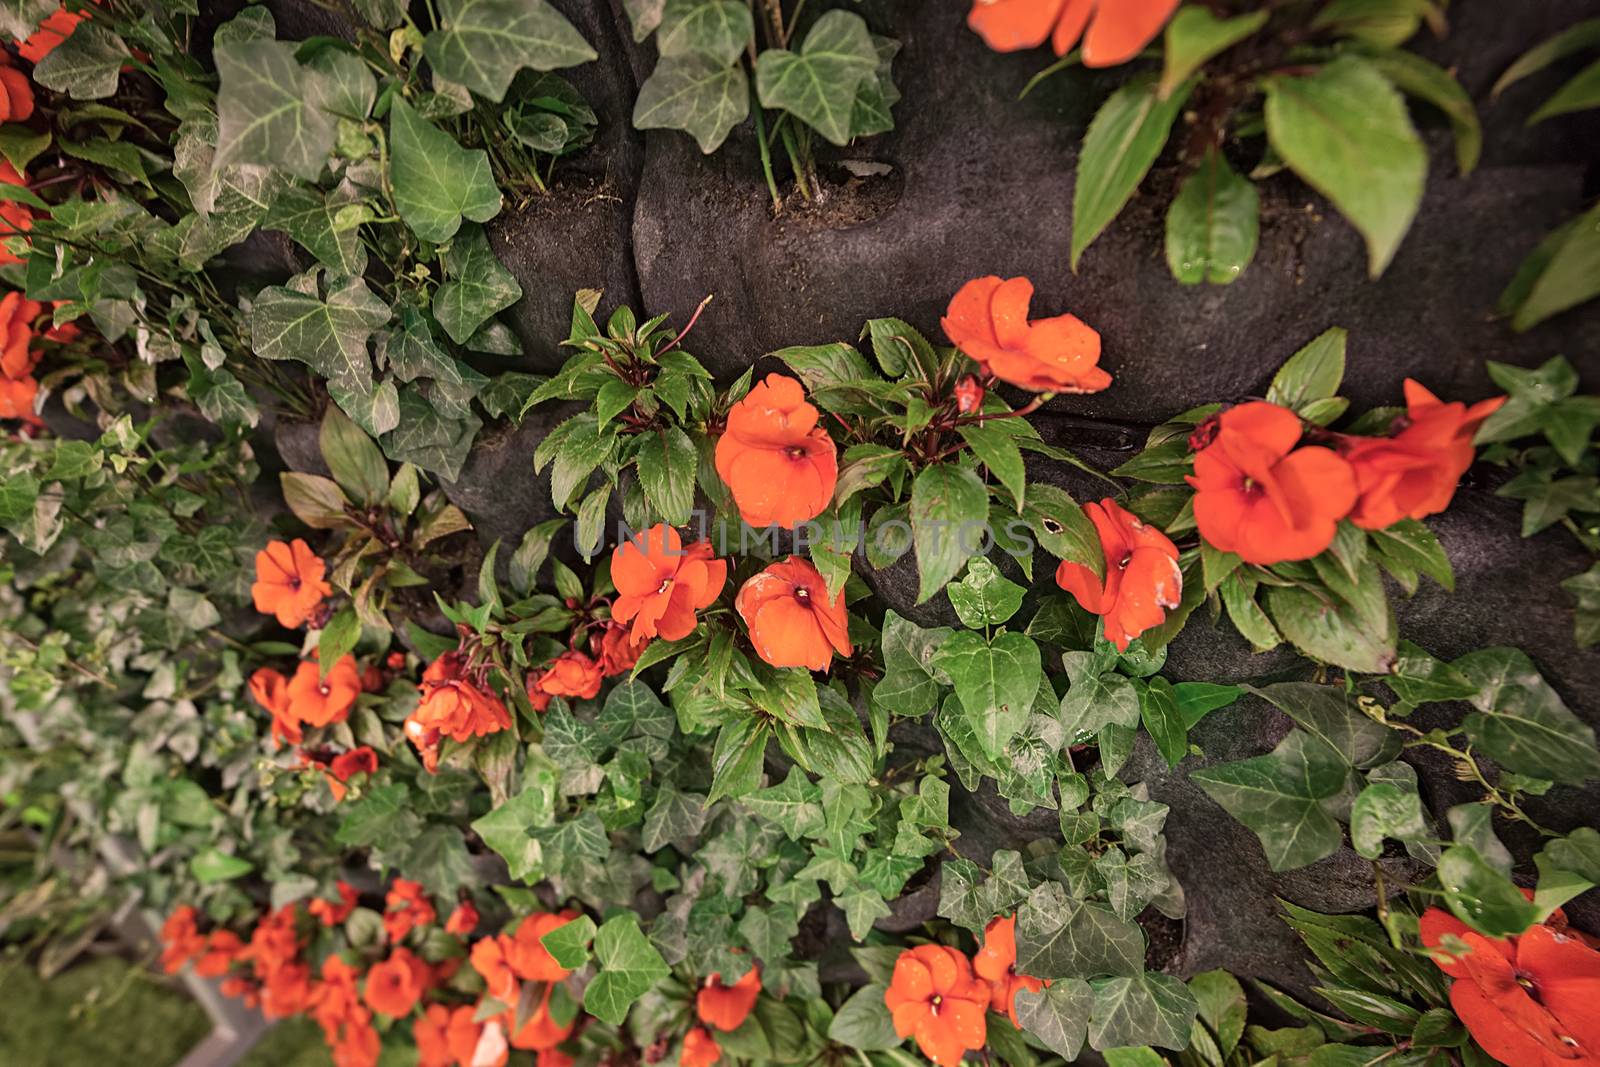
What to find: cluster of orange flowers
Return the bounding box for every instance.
[680,965,763,1067]
[162,885,583,1067]
[526,620,648,709]
[884,916,1041,1066]
[1421,897,1600,1067]
[404,650,515,772]
[0,290,50,423]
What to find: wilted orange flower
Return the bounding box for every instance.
[682,1026,722,1067]
[972,915,1046,1027]
[0,55,33,123]
[446,899,480,937]
[1344,380,1506,531]
[16,6,87,63]
[884,945,989,1067]
[383,878,436,942]
[160,905,205,974]
[1188,402,1357,565]
[364,947,429,1018]
[943,276,1110,394]
[1054,498,1181,651]
[416,652,514,739]
[535,650,603,700]
[309,881,360,926]
[506,910,582,983]
[415,1004,454,1067]
[715,373,839,529]
[594,621,649,676]
[286,655,361,728]
[0,375,38,421]
[1421,904,1600,1067]
[611,524,727,643]
[954,375,985,414]
[252,538,332,628]
[0,291,41,380]
[968,0,1179,65]
[698,966,761,1032]
[506,986,574,1051]
[249,666,303,746]
[735,557,852,671]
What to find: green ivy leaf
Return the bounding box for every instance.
[214,40,336,181]
[584,913,671,1025]
[1165,146,1259,286]
[755,10,879,146]
[1191,730,1350,871]
[1246,682,1402,769]
[1088,972,1201,1051]
[933,630,1041,760]
[390,96,503,244]
[633,54,750,154]
[434,224,524,345]
[642,782,709,852]
[828,983,900,1051]
[1438,844,1541,938]
[423,0,596,102]
[472,778,556,882]
[1263,55,1426,277]
[31,23,129,99]
[541,913,597,969]
[1016,981,1094,1060]
[250,273,391,395]
[1072,74,1196,270]
[1138,676,1187,767]
[380,386,482,481]
[261,184,369,276]
[947,557,1026,628]
[1349,782,1429,860]
[1015,882,1145,980]
[742,767,824,841]
[658,0,753,65]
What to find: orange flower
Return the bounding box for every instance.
[1188,402,1357,565]
[735,557,852,671]
[972,915,1046,1028]
[535,650,603,701]
[506,910,581,983]
[16,6,88,63]
[446,899,480,937]
[471,935,519,1003]
[681,1026,722,1067]
[943,276,1109,394]
[331,1020,381,1067]
[0,55,33,123]
[539,1051,575,1067]
[383,878,436,942]
[0,162,33,267]
[611,524,727,643]
[325,746,377,801]
[194,930,244,979]
[884,945,989,1067]
[0,290,41,380]
[968,0,1179,66]
[309,882,360,927]
[506,986,574,1051]
[1343,380,1506,531]
[248,667,302,746]
[448,1005,507,1067]
[261,961,313,1019]
[252,538,332,628]
[286,656,362,728]
[525,672,553,713]
[160,906,205,974]
[714,373,839,529]
[0,375,38,421]
[1054,498,1181,652]
[594,621,649,676]
[1421,906,1600,1067]
[697,966,761,1032]
[415,1004,454,1067]
[364,947,429,1018]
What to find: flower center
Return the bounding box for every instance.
[784,445,807,460]
[288,576,302,590]
[1241,476,1259,495]
[319,684,330,696]
[795,587,810,601]
[929,994,942,1015]
[1117,554,1131,571]
[657,578,673,595]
